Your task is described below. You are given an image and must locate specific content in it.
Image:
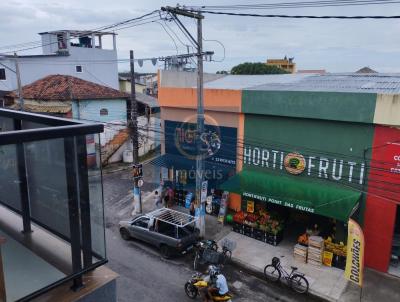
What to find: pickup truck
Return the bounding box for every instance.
[119,208,199,258]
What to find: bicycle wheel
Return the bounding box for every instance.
[290,274,309,294]
[263,265,281,282]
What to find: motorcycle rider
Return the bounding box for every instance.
[201,265,229,302]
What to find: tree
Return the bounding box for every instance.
[230,62,289,75]
[216,70,228,74]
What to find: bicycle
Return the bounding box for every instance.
[263,257,309,294]
[193,239,236,270]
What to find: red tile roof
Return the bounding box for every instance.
[10,75,129,100]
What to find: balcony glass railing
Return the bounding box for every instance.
[0,110,106,302]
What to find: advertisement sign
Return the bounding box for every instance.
[201,180,208,203]
[323,251,333,267]
[218,191,230,223]
[345,219,365,287]
[165,120,237,167]
[246,200,255,213]
[185,192,193,209]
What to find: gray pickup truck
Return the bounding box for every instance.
[119,208,199,258]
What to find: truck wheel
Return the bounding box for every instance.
[120,228,130,240]
[160,245,172,259]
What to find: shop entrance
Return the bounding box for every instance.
[389,205,400,277]
[231,199,348,270]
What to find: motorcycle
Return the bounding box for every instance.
[184,272,233,302]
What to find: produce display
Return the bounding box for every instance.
[297,233,309,246]
[324,237,347,257]
[232,209,284,235]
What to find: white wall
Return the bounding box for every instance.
[0,46,119,91]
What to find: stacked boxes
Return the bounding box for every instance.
[308,236,324,266]
[294,244,308,263]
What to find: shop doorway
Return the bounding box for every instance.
[389,205,400,277]
[233,199,348,270]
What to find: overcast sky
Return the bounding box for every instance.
[2,0,400,73]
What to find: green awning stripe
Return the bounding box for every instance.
[220,170,361,222]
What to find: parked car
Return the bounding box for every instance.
[119,208,199,258]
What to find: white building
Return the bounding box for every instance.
[0,30,119,94]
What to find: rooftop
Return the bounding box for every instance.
[9,75,129,101]
[38,30,116,36]
[202,73,400,94]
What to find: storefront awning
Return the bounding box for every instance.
[220,170,361,222]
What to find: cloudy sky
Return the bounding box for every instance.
[2,0,400,73]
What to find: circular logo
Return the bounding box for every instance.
[174,114,221,161]
[284,153,306,175]
[137,179,144,187]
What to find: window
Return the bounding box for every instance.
[133,217,149,228]
[99,108,108,116]
[75,65,83,73]
[0,68,6,80]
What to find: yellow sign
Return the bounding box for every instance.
[246,200,254,213]
[284,153,306,175]
[345,219,365,287]
[323,251,333,267]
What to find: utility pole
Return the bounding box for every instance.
[129,50,142,214]
[14,53,24,111]
[161,6,206,237]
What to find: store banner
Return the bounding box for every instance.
[345,219,365,287]
[201,180,208,204]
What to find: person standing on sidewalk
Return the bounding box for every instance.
[154,191,161,209]
[166,186,174,208]
[189,197,196,216]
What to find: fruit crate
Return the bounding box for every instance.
[232,222,243,234]
[265,231,283,246]
[243,225,253,237]
[253,228,266,242]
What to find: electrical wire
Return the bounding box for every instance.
[189,0,400,10]
[196,10,400,19]
[154,21,179,54]
[0,10,162,54]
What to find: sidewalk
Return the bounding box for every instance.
[216,231,400,302]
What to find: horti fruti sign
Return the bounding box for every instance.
[345,219,365,287]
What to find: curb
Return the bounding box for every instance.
[228,256,329,302]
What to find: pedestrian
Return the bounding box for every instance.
[189,197,196,217]
[154,190,161,209]
[167,186,174,208]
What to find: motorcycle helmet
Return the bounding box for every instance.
[207,265,219,278]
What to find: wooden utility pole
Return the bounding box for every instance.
[161,6,206,237]
[14,53,24,111]
[129,50,142,213]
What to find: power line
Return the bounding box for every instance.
[0,10,162,54]
[196,10,400,19]
[189,0,400,10]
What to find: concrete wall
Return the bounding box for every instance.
[0,46,119,91]
[108,115,161,163]
[159,70,224,88]
[72,99,127,124]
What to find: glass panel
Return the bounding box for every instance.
[25,138,70,238]
[0,117,14,132]
[0,144,21,211]
[86,133,106,259]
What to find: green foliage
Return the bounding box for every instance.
[230,62,289,75]
[216,70,229,74]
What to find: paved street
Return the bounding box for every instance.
[103,164,322,302]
